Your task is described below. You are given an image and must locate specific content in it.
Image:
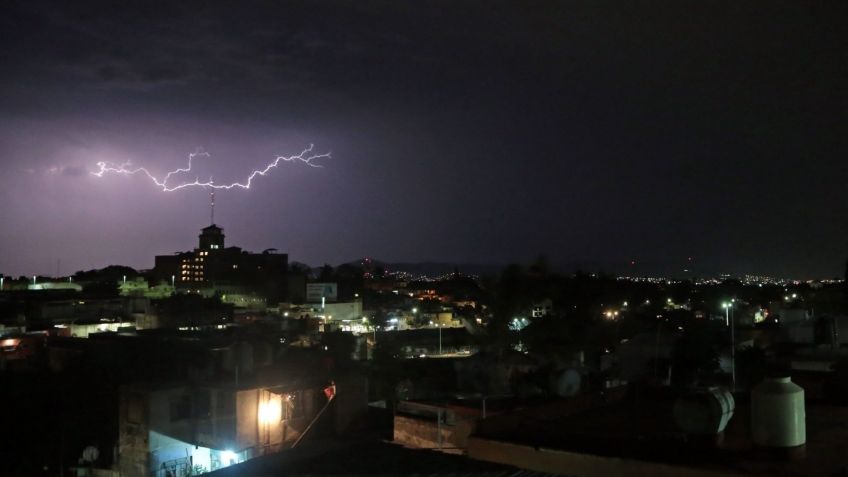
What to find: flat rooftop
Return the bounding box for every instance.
[473,386,848,476]
[207,437,560,477]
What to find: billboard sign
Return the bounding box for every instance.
[306,282,338,303]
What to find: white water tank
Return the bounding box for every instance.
[751,377,806,447]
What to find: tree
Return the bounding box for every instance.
[670,323,721,387]
[318,264,335,281]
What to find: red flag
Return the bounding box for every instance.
[323,383,336,400]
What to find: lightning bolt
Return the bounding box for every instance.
[91,144,329,191]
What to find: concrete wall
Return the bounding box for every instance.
[324,301,363,321]
[334,375,369,434]
[235,388,315,455]
[236,389,260,449]
[393,412,474,454]
[120,383,336,476]
[118,388,151,477]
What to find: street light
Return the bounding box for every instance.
[722,301,736,392]
[258,396,282,424]
[428,320,442,355]
[363,316,376,344]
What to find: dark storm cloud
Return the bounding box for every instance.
[47,165,87,177]
[0,0,846,278]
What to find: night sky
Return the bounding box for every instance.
[1,1,846,278]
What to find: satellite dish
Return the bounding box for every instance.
[82,446,100,463]
[552,368,582,397]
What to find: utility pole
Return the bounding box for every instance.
[731,304,736,392]
[723,300,736,392]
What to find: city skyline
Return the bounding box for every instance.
[1,1,846,278]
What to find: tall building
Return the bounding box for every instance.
[199,224,225,250]
[154,224,288,303]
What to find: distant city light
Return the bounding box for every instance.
[603,310,619,320]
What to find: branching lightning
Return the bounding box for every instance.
[91,144,329,191]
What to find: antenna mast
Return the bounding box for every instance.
[210,191,215,225]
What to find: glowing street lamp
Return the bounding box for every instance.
[258,398,282,424]
[722,301,736,391]
[603,310,619,320]
[363,316,376,343]
[221,450,238,466]
[257,391,283,450]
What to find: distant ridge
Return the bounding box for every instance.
[310,258,799,281]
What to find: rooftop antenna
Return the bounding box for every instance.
[210,190,215,225]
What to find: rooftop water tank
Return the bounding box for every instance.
[751,376,806,448]
[551,368,582,397]
[673,387,735,435]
